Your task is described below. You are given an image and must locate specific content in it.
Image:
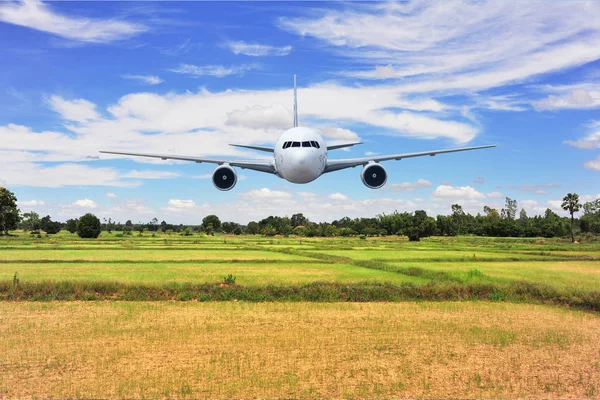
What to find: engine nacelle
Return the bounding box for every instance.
[212,165,237,191]
[361,163,387,189]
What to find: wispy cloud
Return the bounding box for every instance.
[584,156,600,171]
[47,95,99,122]
[121,170,179,179]
[387,179,431,192]
[226,41,291,56]
[281,1,600,94]
[532,83,600,111]
[122,75,163,85]
[159,38,193,56]
[0,0,146,43]
[170,63,259,78]
[564,122,600,149]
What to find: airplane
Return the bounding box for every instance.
[101,76,495,191]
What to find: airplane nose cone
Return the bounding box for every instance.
[283,150,321,184]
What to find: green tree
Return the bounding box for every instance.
[0,187,20,235]
[77,213,101,239]
[451,204,465,235]
[247,221,259,235]
[41,215,61,234]
[22,212,41,233]
[561,193,581,243]
[202,215,221,232]
[65,218,78,233]
[504,197,518,220]
[291,213,308,227]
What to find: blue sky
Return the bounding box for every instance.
[1,0,600,224]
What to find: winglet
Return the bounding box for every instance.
[293,74,298,128]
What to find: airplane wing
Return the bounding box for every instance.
[324,145,496,173]
[327,142,363,151]
[229,144,274,153]
[99,151,276,174]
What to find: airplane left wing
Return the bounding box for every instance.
[324,145,496,173]
[99,151,276,174]
[229,144,274,153]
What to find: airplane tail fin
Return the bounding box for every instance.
[293,74,298,128]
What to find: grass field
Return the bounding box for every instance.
[1,232,600,398]
[1,302,599,398]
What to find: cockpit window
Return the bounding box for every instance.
[283,141,290,149]
[302,141,311,147]
[291,142,300,148]
[310,141,320,149]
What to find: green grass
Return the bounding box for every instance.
[1,232,600,310]
[1,262,424,286]
[383,261,600,290]
[0,248,316,262]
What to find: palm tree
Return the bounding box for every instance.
[561,193,581,243]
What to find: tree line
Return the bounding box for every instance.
[1,187,598,241]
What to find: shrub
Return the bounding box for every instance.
[77,213,101,239]
[223,274,237,285]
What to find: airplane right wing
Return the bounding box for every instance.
[99,151,276,174]
[324,145,496,173]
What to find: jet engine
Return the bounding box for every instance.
[361,163,387,189]
[212,165,237,191]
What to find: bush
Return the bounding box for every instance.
[77,213,101,238]
[223,274,237,285]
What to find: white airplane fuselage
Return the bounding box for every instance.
[274,127,327,184]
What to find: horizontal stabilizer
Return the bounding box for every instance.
[327,142,363,151]
[229,144,274,153]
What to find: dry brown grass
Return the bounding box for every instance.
[1,302,599,399]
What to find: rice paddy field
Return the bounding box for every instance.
[1,232,599,398]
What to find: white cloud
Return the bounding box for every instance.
[170,64,259,78]
[365,151,377,156]
[122,75,163,85]
[517,184,561,194]
[432,185,486,200]
[297,192,318,199]
[564,128,600,149]
[102,199,155,220]
[226,41,292,56]
[240,188,293,202]
[168,199,195,209]
[532,84,600,111]
[0,162,140,188]
[486,191,504,199]
[72,199,97,209]
[19,199,45,207]
[320,127,360,141]
[121,170,180,179]
[584,156,600,171]
[328,193,348,201]
[152,190,417,224]
[48,96,99,122]
[281,2,600,95]
[225,104,291,130]
[106,192,117,198]
[161,199,196,213]
[387,179,431,192]
[1,78,481,187]
[0,0,145,43]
